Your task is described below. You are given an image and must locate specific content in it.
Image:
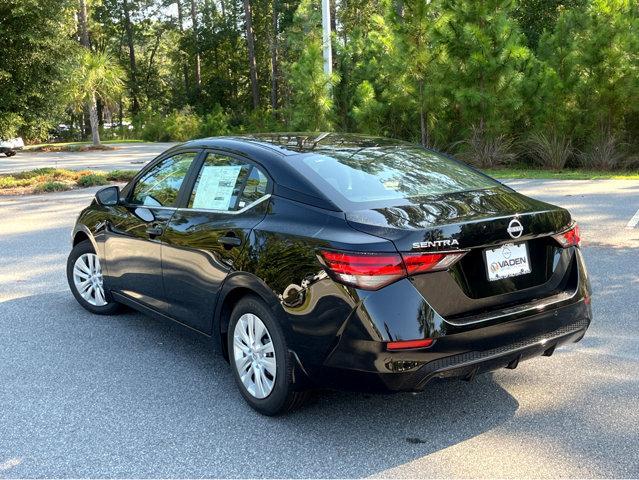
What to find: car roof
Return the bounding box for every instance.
[179,132,411,157]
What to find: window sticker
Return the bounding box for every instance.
[192,165,242,210]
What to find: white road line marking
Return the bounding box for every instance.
[626,208,639,229]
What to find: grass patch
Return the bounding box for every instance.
[0,168,137,195]
[33,181,71,193]
[484,167,639,180]
[76,173,109,187]
[106,169,137,182]
[25,139,144,152]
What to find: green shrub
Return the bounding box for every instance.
[453,125,517,168]
[579,133,626,170]
[242,108,282,133]
[140,108,203,142]
[77,173,108,187]
[140,115,170,142]
[526,132,573,170]
[106,170,137,182]
[33,181,69,193]
[164,109,201,141]
[199,105,230,137]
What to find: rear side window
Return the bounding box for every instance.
[130,152,197,207]
[299,146,499,205]
[188,153,269,211]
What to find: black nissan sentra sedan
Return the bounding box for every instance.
[67,133,592,415]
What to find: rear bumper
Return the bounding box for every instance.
[315,297,591,393]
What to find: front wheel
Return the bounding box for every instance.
[67,239,120,315]
[5,150,16,157]
[228,296,307,415]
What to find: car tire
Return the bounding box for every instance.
[228,295,307,415]
[67,239,121,315]
[5,150,16,157]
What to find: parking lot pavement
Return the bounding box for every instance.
[0,180,637,478]
[0,143,176,174]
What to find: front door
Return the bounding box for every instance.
[104,151,200,311]
[161,151,271,332]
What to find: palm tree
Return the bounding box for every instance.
[67,51,124,146]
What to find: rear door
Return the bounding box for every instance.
[161,150,271,333]
[104,150,200,311]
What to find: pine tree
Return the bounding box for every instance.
[283,0,335,131]
[332,0,392,132]
[437,0,530,142]
[538,0,639,147]
[384,0,448,146]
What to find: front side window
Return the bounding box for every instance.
[188,153,269,211]
[130,152,198,207]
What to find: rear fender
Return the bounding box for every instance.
[213,271,289,356]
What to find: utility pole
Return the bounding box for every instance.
[321,0,332,77]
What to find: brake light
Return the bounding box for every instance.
[387,338,434,350]
[402,252,467,275]
[318,249,466,290]
[553,223,581,248]
[317,251,405,290]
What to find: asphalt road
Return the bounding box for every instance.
[0,143,176,174]
[0,180,638,478]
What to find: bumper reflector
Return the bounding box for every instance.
[387,338,434,351]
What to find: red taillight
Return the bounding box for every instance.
[318,249,465,290]
[318,250,406,290]
[553,223,581,248]
[387,338,434,350]
[402,252,467,275]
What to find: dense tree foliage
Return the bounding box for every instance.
[0,0,75,139]
[1,0,637,168]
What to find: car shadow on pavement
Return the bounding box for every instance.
[0,292,519,478]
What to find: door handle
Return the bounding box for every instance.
[218,234,242,248]
[146,225,164,237]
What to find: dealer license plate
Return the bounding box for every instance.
[485,242,531,281]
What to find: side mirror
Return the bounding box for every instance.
[95,186,121,206]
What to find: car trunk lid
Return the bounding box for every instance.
[345,187,575,318]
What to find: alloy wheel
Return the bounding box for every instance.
[233,313,277,399]
[72,253,107,307]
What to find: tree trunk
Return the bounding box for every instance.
[78,0,90,47]
[176,0,190,95]
[89,92,101,146]
[190,0,201,95]
[97,97,104,127]
[330,0,336,34]
[270,0,278,111]
[83,109,91,139]
[243,0,260,110]
[119,96,123,128]
[123,0,140,115]
[419,79,428,147]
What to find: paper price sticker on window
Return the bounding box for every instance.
[192,165,242,210]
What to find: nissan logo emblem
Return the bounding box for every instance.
[507,218,524,239]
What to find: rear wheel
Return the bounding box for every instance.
[67,240,120,315]
[5,150,16,157]
[228,295,307,415]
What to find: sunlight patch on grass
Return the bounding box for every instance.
[24,139,144,152]
[485,167,639,180]
[0,168,137,195]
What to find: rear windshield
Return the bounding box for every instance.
[299,146,499,205]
